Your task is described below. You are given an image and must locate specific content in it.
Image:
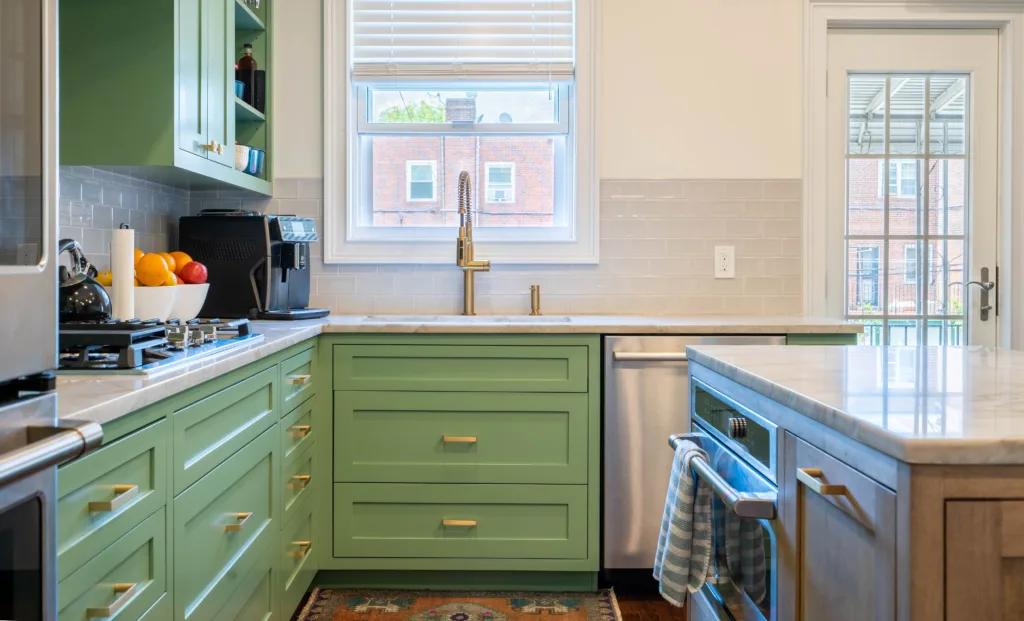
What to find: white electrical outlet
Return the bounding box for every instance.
[17,243,37,266]
[714,246,735,279]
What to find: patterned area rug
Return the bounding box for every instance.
[296,589,621,621]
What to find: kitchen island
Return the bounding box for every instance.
[687,344,1024,621]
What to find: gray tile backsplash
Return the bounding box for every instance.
[190,177,803,316]
[58,167,191,271]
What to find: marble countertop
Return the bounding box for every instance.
[688,345,1024,465]
[56,314,859,428]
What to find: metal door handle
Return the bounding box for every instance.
[288,474,311,490]
[0,421,102,487]
[89,484,140,513]
[225,512,253,532]
[86,582,138,618]
[288,425,312,438]
[289,541,312,558]
[965,267,995,321]
[797,468,847,497]
[613,352,688,362]
[287,374,311,385]
[669,434,776,519]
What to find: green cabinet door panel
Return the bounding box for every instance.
[333,483,588,561]
[212,543,277,621]
[205,0,236,168]
[177,0,207,158]
[282,440,316,524]
[58,508,167,621]
[280,496,317,621]
[173,426,277,621]
[57,419,168,582]
[281,396,316,466]
[334,392,588,484]
[139,593,172,621]
[172,366,276,495]
[333,343,588,393]
[281,347,316,414]
[786,333,859,346]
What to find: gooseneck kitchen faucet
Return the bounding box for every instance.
[456,171,490,315]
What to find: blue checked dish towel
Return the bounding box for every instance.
[652,439,714,607]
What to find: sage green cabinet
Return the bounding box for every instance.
[334,391,588,484]
[280,493,317,620]
[282,397,316,465]
[58,0,271,195]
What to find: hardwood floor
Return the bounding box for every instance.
[616,592,685,621]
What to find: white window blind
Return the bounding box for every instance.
[351,0,575,80]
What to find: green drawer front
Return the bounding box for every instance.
[173,426,277,621]
[335,392,588,484]
[173,366,276,495]
[212,543,276,621]
[58,420,168,582]
[786,333,859,346]
[281,347,316,414]
[333,483,588,560]
[138,593,171,621]
[280,497,316,621]
[58,508,166,621]
[282,441,316,523]
[281,396,316,467]
[333,344,588,393]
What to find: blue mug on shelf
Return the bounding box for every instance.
[245,148,265,177]
[234,80,245,99]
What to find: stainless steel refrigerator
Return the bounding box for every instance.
[0,1,101,618]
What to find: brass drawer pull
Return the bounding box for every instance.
[289,540,312,558]
[797,468,847,497]
[86,582,138,618]
[288,474,311,490]
[88,484,140,513]
[201,140,218,152]
[225,512,253,532]
[288,425,312,439]
[287,374,312,386]
[442,519,477,527]
[442,436,478,444]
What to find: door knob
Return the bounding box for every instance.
[965,267,995,321]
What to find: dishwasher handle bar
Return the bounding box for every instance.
[669,434,776,520]
[613,351,688,362]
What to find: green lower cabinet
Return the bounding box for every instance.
[139,593,172,621]
[282,440,316,524]
[333,483,588,561]
[173,426,277,621]
[786,333,859,346]
[280,493,317,620]
[282,396,317,465]
[334,392,588,484]
[212,542,278,621]
[58,508,167,621]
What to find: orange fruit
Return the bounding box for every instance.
[96,270,113,287]
[136,254,169,287]
[134,275,141,286]
[157,252,176,274]
[163,271,177,286]
[133,248,145,266]
[169,252,193,275]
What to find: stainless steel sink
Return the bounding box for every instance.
[359,314,573,324]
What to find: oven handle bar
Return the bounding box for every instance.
[670,434,776,520]
[612,351,688,362]
[0,420,102,487]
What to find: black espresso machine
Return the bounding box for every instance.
[178,209,329,320]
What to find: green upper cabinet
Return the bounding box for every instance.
[59,0,271,195]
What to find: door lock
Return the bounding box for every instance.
[965,267,995,322]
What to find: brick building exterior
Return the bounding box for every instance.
[371,136,556,227]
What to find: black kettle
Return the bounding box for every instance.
[58,238,112,322]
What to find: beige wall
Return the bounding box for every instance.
[272,0,804,180]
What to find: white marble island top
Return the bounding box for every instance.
[688,345,1024,465]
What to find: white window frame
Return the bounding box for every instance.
[485,162,516,204]
[323,0,600,264]
[405,160,437,203]
[803,1,1024,350]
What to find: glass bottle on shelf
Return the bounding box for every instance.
[237,44,257,107]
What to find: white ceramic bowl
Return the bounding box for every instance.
[169,283,210,321]
[235,145,251,171]
[109,286,178,321]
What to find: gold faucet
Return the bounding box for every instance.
[456,171,490,315]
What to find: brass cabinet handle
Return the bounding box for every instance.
[89,484,140,513]
[225,512,253,532]
[289,541,312,558]
[86,582,138,618]
[287,374,312,386]
[442,519,477,527]
[442,436,477,444]
[201,140,218,152]
[215,142,223,155]
[797,468,847,497]
[288,425,312,439]
[288,474,311,490]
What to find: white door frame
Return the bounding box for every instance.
[804,1,1024,349]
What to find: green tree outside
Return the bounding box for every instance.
[377,100,445,123]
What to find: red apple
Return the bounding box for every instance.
[179,261,208,285]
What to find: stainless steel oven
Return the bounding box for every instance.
[675,378,780,621]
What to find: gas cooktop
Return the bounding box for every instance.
[58,318,264,376]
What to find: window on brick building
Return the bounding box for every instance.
[485,163,515,203]
[903,243,934,285]
[324,0,598,263]
[878,160,918,197]
[406,161,437,202]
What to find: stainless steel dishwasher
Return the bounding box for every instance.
[602,334,787,576]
